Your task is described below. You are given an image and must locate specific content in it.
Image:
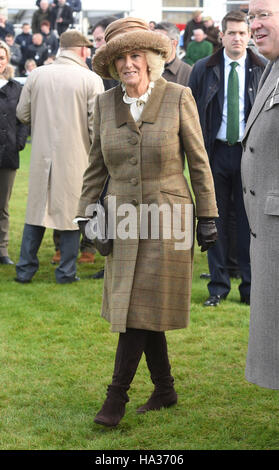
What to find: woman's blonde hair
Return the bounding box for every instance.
[108,50,165,83]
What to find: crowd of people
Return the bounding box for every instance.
[0,1,81,77]
[1,0,279,428]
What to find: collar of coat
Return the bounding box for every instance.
[205,46,266,69]
[56,50,89,70]
[115,77,168,132]
[164,56,181,75]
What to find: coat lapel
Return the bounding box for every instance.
[114,78,168,132]
[114,84,140,134]
[139,77,168,124]
[243,60,279,140]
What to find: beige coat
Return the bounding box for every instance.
[78,78,218,332]
[16,51,104,231]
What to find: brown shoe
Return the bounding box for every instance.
[136,388,177,414]
[94,385,129,427]
[51,250,61,264]
[78,252,95,264]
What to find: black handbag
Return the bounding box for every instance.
[85,178,113,257]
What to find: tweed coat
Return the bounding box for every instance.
[241,59,279,389]
[16,51,104,231]
[78,77,218,333]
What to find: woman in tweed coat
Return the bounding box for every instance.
[77,17,218,427]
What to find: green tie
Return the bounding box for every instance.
[226,62,239,145]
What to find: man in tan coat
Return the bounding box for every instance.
[15,29,104,284]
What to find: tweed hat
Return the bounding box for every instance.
[92,17,172,79]
[60,29,93,48]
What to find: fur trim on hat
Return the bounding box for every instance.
[92,30,171,79]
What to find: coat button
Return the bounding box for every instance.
[129,157,137,165]
[249,146,254,153]
[128,136,138,145]
[130,178,138,186]
[250,190,255,196]
[243,187,246,194]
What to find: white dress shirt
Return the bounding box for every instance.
[216,49,247,142]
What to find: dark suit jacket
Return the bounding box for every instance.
[188,47,266,159]
[52,4,73,35]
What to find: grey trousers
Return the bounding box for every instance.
[0,169,16,257]
[16,224,80,283]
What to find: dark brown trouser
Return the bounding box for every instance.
[0,169,16,257]
[111,328,173,392]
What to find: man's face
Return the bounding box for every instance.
[41,25,49,34]
[33,34,43,46]
[5,35,14,46]
[249,0,279,60]
[40,1,49,11]
[22,24,30,34]
[221,20,250,59]
[194,15,202,23]
[93,26,106,49]
[58,0,66,6]
[193,29,205,42]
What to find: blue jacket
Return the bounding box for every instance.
[188,47,266,160]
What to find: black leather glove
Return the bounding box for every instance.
[196,217,218,252]
[78,220,87,238]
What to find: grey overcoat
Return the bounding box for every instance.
[241,59,279,389]
[78,78,218,333]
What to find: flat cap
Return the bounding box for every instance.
[60,29,93,48]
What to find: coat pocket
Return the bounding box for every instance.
[264,194,279,216]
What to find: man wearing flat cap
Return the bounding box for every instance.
[15,30,104,284]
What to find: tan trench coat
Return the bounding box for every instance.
[16,51,104,230]
[78,78,218,332]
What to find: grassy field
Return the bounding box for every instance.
[0,144,278,451]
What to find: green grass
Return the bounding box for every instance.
[0,144,278,450]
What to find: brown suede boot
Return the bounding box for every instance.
[136,331,178,414]
[78,252,95,264]
[51,250,61,264]
[94,329,147,427]
[94,385,129,427]
[136,382,177,413]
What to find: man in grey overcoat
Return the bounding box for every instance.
[241,0,279,389]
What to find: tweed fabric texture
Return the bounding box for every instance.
[78,78,217,332]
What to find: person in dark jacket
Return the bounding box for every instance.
[182,10,206,51]
[91,16,119,91]
[36,0,82,12]
[15,23,33,74]
[32,0,55,34]
[188,10,266,307]
[40,20,59,56]
[25,33,49,66]
[0,14,15,40]
[0,41,28,265]
[52,0,73,36]
[203,16,221,53]
[154,21,192,86]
